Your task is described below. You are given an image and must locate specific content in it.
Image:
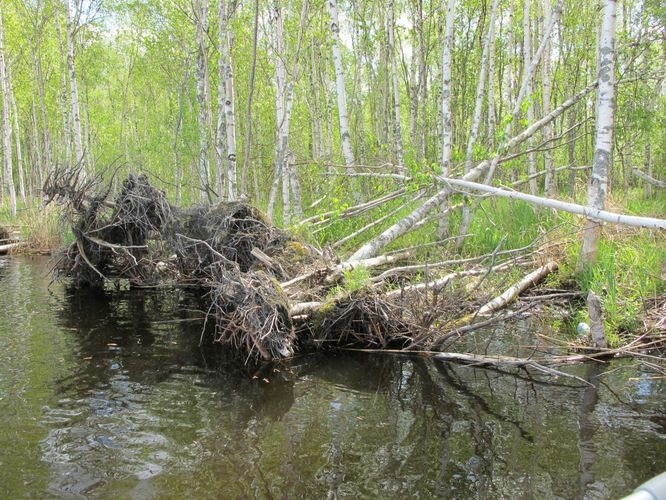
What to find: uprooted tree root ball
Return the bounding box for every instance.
[44,169,427,362]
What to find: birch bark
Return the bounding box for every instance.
[9,81,25,204]
[326,0,355,171]
[524,0,537,195]
[387,0,404,171]
[457,0,500,248]
[64,0,84,171]
[542,0,555,196]
[437,0,455,238]
[577,0,617,272]
[240,0,259,197]
[219,0,237,201]
[194,0,211,202]
[214,0,227,200]
[0,10,16,216]
[54,10,71,165]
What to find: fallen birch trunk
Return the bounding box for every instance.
[476,261,559,316]
[0,242,25,255]
[441,177,666,229]
[427,261,558,346]
[633,168,666,189]
[348,160,490,262]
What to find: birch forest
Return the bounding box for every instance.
[0,0,664,351]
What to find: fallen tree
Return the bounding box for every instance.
[43,168,663,377]
[43,167,569,363]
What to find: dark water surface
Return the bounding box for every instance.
[0,256,664,499]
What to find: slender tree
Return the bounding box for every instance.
[542,0,555,196]
[0,9,16,216]
[577,0,617,272]
[437,0,456,238]
[326,0,355,171]
[194,0,211,202]
[457,0,500,248]
[64,0,84,171]
[387,0,404,171]
[240,0,259,197]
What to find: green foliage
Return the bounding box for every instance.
[326,266,371,300]
[566,233,665,343]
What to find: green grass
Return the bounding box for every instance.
[564,231,665,345]
[0,200,69,251]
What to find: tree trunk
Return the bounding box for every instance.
[0,10,16,216]
[487,1,498,149]
[441,176,665,229]
[214,0,227,200]
[220,0,237,201]
[524,0,537,196]
[542,0,556,196]
[437,0,456,238]
[194,0,211,202]
[54,10,71,166]
[387,0,404,172]
[267,2,285,220]
[241,0,259,197]
[326,0,355,171]
[457,0,500,249]
[350,161,491,262]
[64,0,84,172]
[501,0,515,139]
[577,0,617,272]
[9,81,25,204]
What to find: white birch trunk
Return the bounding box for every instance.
[219,0,237,201]
[54,11,71,166]
[194,0,211,202]
[267,2,286,220]
[487,4,497,149]
[241,0,259,196]
[9,83,25,204]
[327,0,355,171]
[501,0,515,139]
[437,0,456,238]
[577,0,618,271]
[31,100,43,193]
[439,177,664,229]
[214,0,227,200]
[458,0,500,247]
[349,161,491,262]
[387,0,404,171]
[0,10,16,216]
[542,0,555,196]
[288,152,303,219]
[507,0,561,137]
[64,0,84,171]
[524,0,538,195]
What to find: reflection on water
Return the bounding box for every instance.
[0,256,664,498]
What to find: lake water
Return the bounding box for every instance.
[0,256,664,498]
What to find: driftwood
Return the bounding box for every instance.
[0,242,25,254]
[587,290,607,349]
